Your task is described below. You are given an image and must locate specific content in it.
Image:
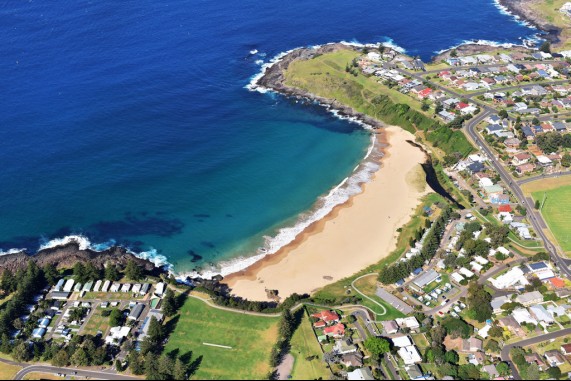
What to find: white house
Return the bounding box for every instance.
[490,267,528,289]
[398,346,423,365]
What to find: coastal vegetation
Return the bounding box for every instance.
[378,204,452,284]
[164,296,280,380]
[283,49,473,160]
[310,193,446,306]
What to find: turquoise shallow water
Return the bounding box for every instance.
[0,0,537,274]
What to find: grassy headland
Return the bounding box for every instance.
[280,47,473,159]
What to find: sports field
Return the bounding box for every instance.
[532,184,571,252]
[164,297,279,380]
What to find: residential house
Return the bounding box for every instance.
[392,335,413,348]
[525,353,546,370]
[512,308,538,326]
[468,351,486,366]
[324,323,345,338]
[561,344,571,355]
[397,345,423,365]
[341,352,364,368]
[312,310,340,327]
[347,368,375,381]
[504,137,521,149]
[128,303,145,321]
[515,291,544,306]
[512,153,531,166]
[482,364,499,378]
[395,317,420,331]
[530,304,555,324]
[545,350,566,367]
[461,337,483,353]
[334,339,358,355]
[381,320,399,335]
[498,315,525,337]
[516,163,535,175]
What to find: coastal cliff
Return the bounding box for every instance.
[498,0,562,44]
[0,242,161,275]
[256,43,386,129]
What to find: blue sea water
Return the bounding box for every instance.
[0,1,537,274]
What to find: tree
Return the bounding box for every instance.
[173,357,188,380]
[104,263,120,281]
[12,341,31,362]
[498,109,508,119]
[535,199,540,209]
[466,282,492,322]
[51,349,69,367]
[496,361,510,376]
[91,346,107,366]
[129,352,144,375]
[485,339,501,353]
[547,366,562,379]
[162,289,177,317]
[147,316,164,344]
[71,348,89,366]
[364,337,390,359]
[144,352,161,380]
[562,153,571,168]
[458,364,481,380]
[125,259,143,281]
[540,41,551,53]
[444,350,459,364]
[279,309,295,339]
[43,264,59,286]
[73,262,87,284]
[421,102,430,111]
[526,363,540,380]
[109,308,123,327]
[158,355,174,379]
[488,325,503,338]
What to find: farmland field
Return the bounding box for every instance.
[164,297,279,380]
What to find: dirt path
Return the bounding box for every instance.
[276,353,294,380]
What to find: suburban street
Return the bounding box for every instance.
[500,328,571,380]
[397,60,571,278]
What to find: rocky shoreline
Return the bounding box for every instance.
[255,43,386,130]
[498,0,562,44]
[432,43,533,63]
[0,242,163,275]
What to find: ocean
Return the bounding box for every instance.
[0,0,537,275]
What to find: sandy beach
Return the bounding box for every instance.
[224,126,431,301]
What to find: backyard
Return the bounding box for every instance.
[164,297,280,380]
[288,310,331,380]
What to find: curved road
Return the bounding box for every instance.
[500,328,571,380]
[13,364,141,380]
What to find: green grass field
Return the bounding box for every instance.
[533,185,571,252]
[82,307,111,336]
[164,297,279,380]
[289,311,331,380]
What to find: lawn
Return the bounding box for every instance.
[82,291,145,301]
[164,297,279,380]
[0,363,21,380]
[289,310,331,380]
[532,184,571,252]
[81,307,111,336]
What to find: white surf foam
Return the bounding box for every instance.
[492,0,537,29]
[0,248,26,256]
[177,134,382,281]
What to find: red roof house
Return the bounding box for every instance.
[456,102,469,110]
[549,277,565,289]
[311,310,340,326]
[418,88,432,99]
[323,323,345,338]
[498,205,512,213]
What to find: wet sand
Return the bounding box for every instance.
[224,126,430,301]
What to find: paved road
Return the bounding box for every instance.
[517,171,571,186]
[464,110,571,277]
[14,365,142,380]
[500,328,571,380]
[352,309,381,337]
[383,354,401,380]
[420,60,565,75]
